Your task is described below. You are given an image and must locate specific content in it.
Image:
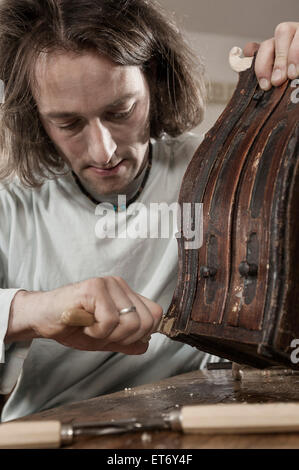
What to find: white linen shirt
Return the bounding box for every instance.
[0,133,221,422]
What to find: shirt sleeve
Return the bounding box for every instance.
[0,284,31,394]
[0,288,24,363]
[0,235,31,394]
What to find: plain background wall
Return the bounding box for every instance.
[158,0,298,136]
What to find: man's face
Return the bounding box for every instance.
[34,51,151,197]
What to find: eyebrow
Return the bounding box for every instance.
[41,93,137,119]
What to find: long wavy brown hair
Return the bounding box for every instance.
[0,0,206,187]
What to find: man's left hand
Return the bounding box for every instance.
[244,22,299,90]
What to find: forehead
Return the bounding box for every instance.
[33,50,147,114]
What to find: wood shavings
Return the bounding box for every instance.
[141,432,152,443]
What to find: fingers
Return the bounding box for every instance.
[272,22,297,85]
[255,22,299,91]
[100,340,150,355]
[83,277,162,347]
[80,278,120,339]
[106,277,162,345]
[255,38,275,91]
[135,292,163,331]
[36,277,163,355]
[57,331,149,355]
[288,27,299,79]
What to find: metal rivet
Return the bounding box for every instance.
[200,266,217,278]
[253,89,264,101]
[239,261,258,277]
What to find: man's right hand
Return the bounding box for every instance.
[5,277,163,355]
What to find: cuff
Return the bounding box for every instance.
[0,289,24,363]
[0,341,31,394]
[0,288,32,394]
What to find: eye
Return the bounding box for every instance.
[58,120,82,131]
[106,104,136,121]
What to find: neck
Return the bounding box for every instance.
[72,144,152,207]
[87,163,149,206]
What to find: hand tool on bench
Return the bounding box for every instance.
[2,402,299,448]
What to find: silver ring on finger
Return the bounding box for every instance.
[119,306,137,315]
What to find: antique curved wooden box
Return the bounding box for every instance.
[159,58,299,368]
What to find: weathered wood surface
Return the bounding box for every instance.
[16,368,299,449]
[159,56,299,369]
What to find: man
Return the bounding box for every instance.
[0,0,298,422]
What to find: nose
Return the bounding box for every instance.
[87,119,117,166]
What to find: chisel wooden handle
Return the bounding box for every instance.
[60,308,95,327]
[0,421,64,449]
[60,308,162,339]
[60,308,154,342]
[179,402,299,433]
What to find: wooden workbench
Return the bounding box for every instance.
[16,366,299,449]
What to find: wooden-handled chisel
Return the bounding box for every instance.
[60,308,95,327]
[60,307,165,335]
[2,402,299,448]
